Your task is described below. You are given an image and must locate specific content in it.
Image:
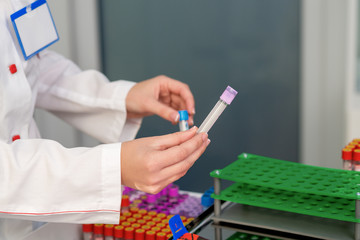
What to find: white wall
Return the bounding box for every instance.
[301,0,357,168]
[346,2,360,141]
[36,0,360,167]
[34,0,100,147]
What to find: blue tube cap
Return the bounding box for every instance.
[179,110,189,121]
[201,194,214,208]
[201,187,215,207]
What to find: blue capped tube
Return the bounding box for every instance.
[178,110,189,131]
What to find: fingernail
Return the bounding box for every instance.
[189,119,194,125]
[189,126,197,131]
[192,108,196,115]
[202,133,208,142]
[171,112,179,123]
[206,139,211,146]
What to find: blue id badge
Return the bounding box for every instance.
[10,0,59,60]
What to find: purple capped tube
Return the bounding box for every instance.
[197,86,237,133]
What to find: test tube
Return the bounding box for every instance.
[178,110,189,131]
[155,232,167,240]
[145,230,156,240]
[93,224,104,240]
[104,224,114,240]
[114,225,124,240]
[135,228,145,240]
[197,86,238,133]
[82,224,93,240]
[124,227,135,239]
[121,195,130,213]
[354,149,360,171]
[342,148,353,170]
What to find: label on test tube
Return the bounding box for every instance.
[197,86,237,134]
[178,110,189,131]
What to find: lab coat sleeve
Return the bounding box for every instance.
[0,139,122,224]
[0,50,142,224]
[34,50,141,143]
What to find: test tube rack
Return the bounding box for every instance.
[210,153,360,240]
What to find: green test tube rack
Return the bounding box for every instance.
[210,153,360,239]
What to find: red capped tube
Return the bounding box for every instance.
[114,225,124,240]
[342,148,353,170]
[353,149,360,171]
[135,228,145,240]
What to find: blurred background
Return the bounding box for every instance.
[36,0,360,192]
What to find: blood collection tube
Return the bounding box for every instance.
[137,219,146,226]
[155,223,165,229]
[160,228,171,235]
[145,194,156,210]
[353,149,360,171]
[104,224,114,240]
[132,199,142,207]
[114,225,124,240]
[121,222,131,229]
[130,207,139,214]
[124,227,135,240]
[147,211,157,218]
[349,142,358,147]
[138,209,147,216]
[127,218,136,224]
[168,185,179,204]
[151,227,161,233]
[145,230,156,240]
[121,195,130,213]
[120,216,127,223]
[93,224,104,240]
[197,86,238,133]
[346,144,356,150]
[131,223,141,230]
[178,110,189,131]
[141,225,151,231]
[155,232,166,240]
[156,213,166,220]
[82,224,93,240]
[146,221,156,228]
[133,214,142,220]
[123,212,132,219]
[151,218,161,224]
[135,229,145,240]
[180,216,187,222]
[342,148,353,170]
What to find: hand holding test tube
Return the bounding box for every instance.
[197,86,237,134]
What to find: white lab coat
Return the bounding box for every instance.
[0,0,141,239]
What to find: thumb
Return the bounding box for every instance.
[149,99,180,124]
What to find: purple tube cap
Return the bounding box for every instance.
[220,86,238,105]
[146,194,157,203]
